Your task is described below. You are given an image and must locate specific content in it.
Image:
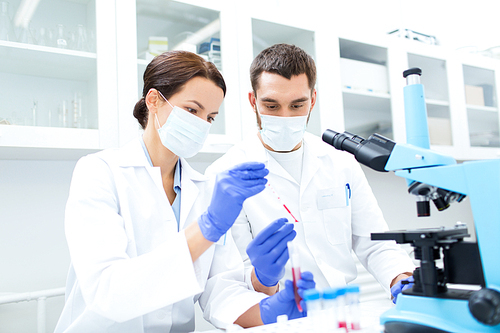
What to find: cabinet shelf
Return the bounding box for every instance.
[0,124,100,159]
[466,105,498,112]
[342,88,390,100]
[426,99,449,107]
[0,40,97,81]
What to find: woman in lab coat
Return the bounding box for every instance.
[55,51,314,333]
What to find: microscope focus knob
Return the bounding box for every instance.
[469,288,500,326]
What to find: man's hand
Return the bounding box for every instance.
[247,218,296,288]
[390,274,414,304]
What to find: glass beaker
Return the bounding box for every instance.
[0,1,15,41]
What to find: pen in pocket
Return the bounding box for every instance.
[345,183,351,206]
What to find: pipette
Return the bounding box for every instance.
[267,183,299,222]
[288,241,303,312]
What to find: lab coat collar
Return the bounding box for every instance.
[178,158,204,230]
[117,137,207,181]
[244,132,327,189]
[300,132,324,194]
[117,136,152,167]
[116,137,208,230]
[244,133,297,185]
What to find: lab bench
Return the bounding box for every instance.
[196,300,392,333]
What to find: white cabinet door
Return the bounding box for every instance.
[0,0,118,160]
[117,0,240,154]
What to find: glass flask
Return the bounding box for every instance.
[0,1,15,41]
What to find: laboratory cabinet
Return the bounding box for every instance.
[1,0,500,162]
[334,34,500,161]
[0,0,119,160]
[115,0,243,157]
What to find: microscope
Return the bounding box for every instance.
[322,68,500,332]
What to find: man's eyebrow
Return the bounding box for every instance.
[291,97,309,103]
[260,97,279,103]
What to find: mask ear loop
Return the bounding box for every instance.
[156,89,174,109]
[154,88,174,130]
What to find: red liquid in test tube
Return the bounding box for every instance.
[288,241,303,312]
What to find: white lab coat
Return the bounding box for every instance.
[55,137,266,333]
[205,132,415,293]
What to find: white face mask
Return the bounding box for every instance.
[155,93,211,158]
[258,107,308,152]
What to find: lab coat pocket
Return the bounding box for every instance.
[316,187,350,245]
[321,206,350,245]
[316,187,348,210]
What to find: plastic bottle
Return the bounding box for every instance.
[345,285,361,330]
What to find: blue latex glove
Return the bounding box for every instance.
[391,275,414,304]
[259,271,315,324]
[247,218,297,287]
[199,162,269,242]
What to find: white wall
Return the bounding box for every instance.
[0,160,75,333]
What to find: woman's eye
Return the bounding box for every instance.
[208,116,215,123]
[186,108,197,114]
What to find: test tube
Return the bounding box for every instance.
[336,288,347,331]
[345,285,361,330]
[303,289,323,331]
[322,287,339,329]
[288,241,302,312]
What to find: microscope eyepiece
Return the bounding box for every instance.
[403,67,422,78]
[322,129,395,172]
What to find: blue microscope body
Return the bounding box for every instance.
[323,68,500,332]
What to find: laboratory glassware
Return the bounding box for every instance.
[322,287,339,329]
[303,288,323,331]
[56,24,67,49]
[336,288,347,330]
[345,285,361,330]
[288,241,302,312]
[18,19,36,44]
[75,24,88,51]
[0,1,15,41]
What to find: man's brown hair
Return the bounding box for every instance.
[250,43,316,95]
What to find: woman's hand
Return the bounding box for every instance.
[198,162,269,242]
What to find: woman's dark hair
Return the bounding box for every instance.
[250,43,316,95]
[133,51,226,129]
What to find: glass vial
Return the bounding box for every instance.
[59,100,68,127]
[0,1,15,41]
[345,285,361,330]
[322,288,339,329]
[75,24,88,51]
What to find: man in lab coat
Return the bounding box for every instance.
[205,43,415,298]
